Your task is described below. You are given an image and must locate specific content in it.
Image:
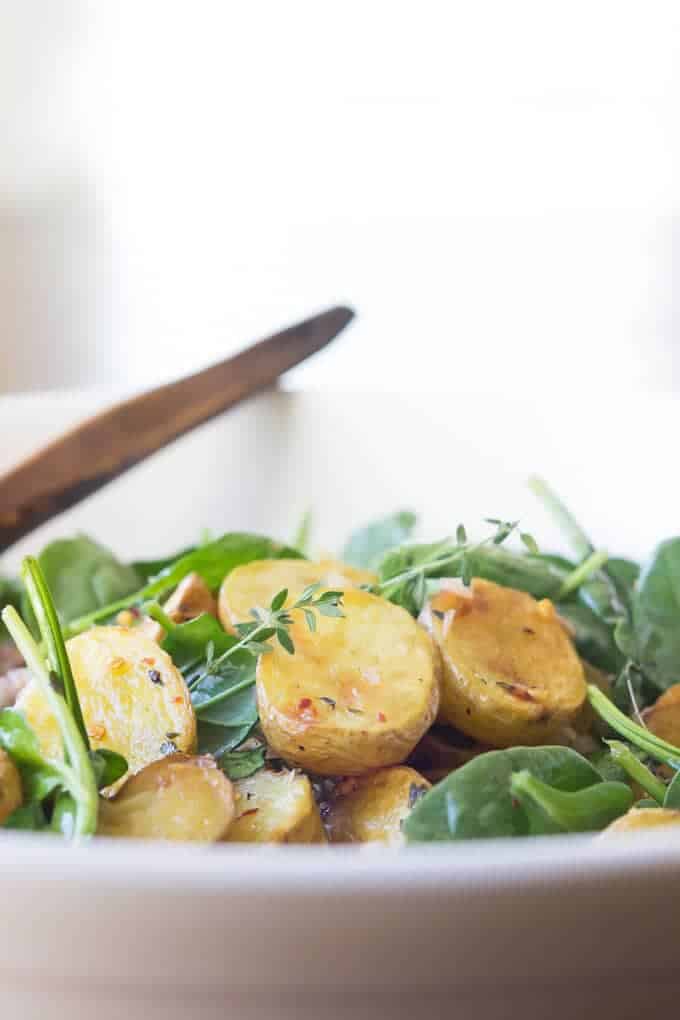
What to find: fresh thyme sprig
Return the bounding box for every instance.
[374,518,525,612]
[188,583,344,700]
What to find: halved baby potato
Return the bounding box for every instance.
[601,807,680,835]
[218,558,375,631]
[257,588,440,776]
[423,579,586,748]
[224,767,326,843]
[98,754,234,841]
[0,748,22,825]
[15,626,196,777]
[643,684,680,747]
[327,766,431,846]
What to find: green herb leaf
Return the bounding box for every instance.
[342,511,417,569]
[509,770,632,833]
[664,771,680,809]
[34,536,142,626]
[217,744,266,780]
[89,749,129,790]
[404,746,607,842]
[628,538,680,692]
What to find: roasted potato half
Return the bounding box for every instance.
[98,754,234,841]
[225,767,326,844]
[327,766,430,846]
[643,684,680,748]
[0,749,22,825]
[218,558,374,632]
[16,626,196,776]
[423,579,586,748]
[257,588,440,775]
[601,807,680,835]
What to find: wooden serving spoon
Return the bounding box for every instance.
[0,305,354,554]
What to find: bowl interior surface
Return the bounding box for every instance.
[1,386,680,1018]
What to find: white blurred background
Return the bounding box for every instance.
[0,0,678,395]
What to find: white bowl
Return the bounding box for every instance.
[1,387,680,1020]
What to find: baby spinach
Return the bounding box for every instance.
[0,577,23,641]
[604,740,667,804]
[35,536,142,626]
[509,770,632,832]
[627,538,680,693]
[217,744,266,780]
[65,533,302,636]
[664,771,680,809]
[403,746,609,842]
[342,511,417,569]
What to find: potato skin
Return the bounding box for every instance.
[601,807,680,835]
[225,768,326,844]
[16,626,196,776]
[0,748,22,825]
[98,754,234,842]
[257,588,440,776]
[643,684,680,747]
[218,558,374,632]
[423,579,586,748]
[327,766,431,846]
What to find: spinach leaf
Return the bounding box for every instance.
[557,597,624,674]
[628,538,680,692]
[158,612,259,755]
[343,511,417,569]
[509,771,632,832]
[403,746,607,842]
[664,771,680,809]
[196,720,256,757]
[0,577,23,641]
[89,749,128,790]
[66,533,301,636]
[217,744,266,780]
[131,546,196,584]
[36,536,142,625]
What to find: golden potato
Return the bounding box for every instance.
[218,558,373,631]
[601,807,680,835]
[327,766,430,846]
[257,588,440,775]
[225,767,326,843]
[643,685,680,747]
[98,754,234,841]
[163,572,218,624]
[0,748,22,825]
[422,579,586,748]
[16,626,196,776]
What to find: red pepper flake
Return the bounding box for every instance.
[142,657,155,665]
[377,711,387,722]
[238,808,259,820]
[298,697,312,710]
[173,696,184,704]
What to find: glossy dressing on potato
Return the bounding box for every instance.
[327,766,430,846]
[98,754,234,842]
[16,626,196,776]
[218,558,375,631]
[225,768,326,844]
[424,578,586,747]
[257,588,440,776]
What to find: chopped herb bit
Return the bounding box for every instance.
[320,696,337,709]
[148,668,163,685]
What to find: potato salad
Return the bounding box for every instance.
[2,481,680,845]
